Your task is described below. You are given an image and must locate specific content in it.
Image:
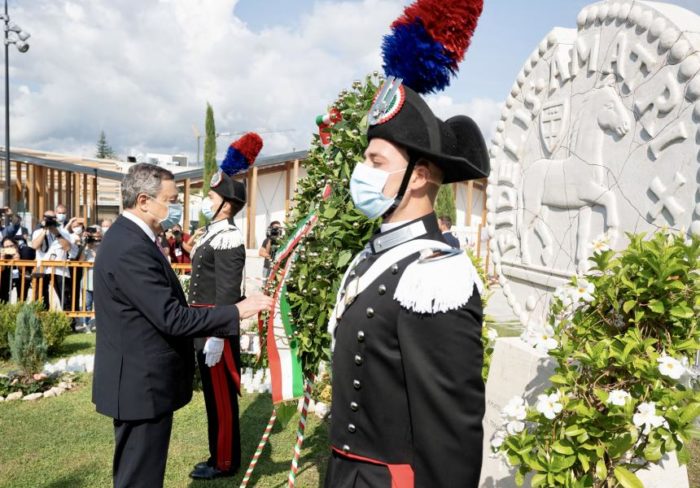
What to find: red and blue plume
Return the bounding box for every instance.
[382,0,483,94]
[220,132,263,176]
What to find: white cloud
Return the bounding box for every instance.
[425,94,502,143]
[7,0,406,160]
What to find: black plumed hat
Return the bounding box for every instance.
[367,84,489,184]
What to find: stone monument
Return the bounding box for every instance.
[481,0,699,485]
[487,0,700,333]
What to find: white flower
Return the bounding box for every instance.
[607,389,631,406]
[491,430,506,449]
[633,402,666,435]
[553,287,574,308]
[522,323,558,354]
[505,420,525,435]
[487,328,498,341]
[502,396,527,421]
[570,279,595,303]
[536,392,563,419]
[657,354,685,380]
[589,233,611,254]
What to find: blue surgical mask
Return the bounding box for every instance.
[349,163,405,219]
[200,197,215,221]
[149,198,183,231]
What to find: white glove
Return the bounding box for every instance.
[203,337,225,367]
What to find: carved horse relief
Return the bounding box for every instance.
[518,75,630,272]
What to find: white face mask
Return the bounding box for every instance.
[200,197,215,221]
[349,164,406,219]
[56,213,67,223]
[74,226,84,235]
[147,198,183,231]
[101,226,110,234]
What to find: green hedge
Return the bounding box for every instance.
[0,302,72,358]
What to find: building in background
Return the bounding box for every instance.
[1,148,488,261]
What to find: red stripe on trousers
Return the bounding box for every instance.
[331,447,414,488]
[210,361,233,471]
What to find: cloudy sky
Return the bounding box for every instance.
[5,0,700,162]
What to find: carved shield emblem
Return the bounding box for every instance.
[539,100,569,155]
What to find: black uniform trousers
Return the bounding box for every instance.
[113,412,173,488]
[196,336,241,473]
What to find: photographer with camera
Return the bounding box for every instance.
[258,221,282,280]
[30,210,78,316]
[166,223,191,265]
[0,237,19,303]
[3,211,29,240]
[78,225,102,331]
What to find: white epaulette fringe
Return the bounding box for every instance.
[394,250,484,314]
[210,227,244,250]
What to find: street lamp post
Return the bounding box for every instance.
[1,0,29,209]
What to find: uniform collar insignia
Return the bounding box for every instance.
[369,213,440,254]
[207,218,233,233]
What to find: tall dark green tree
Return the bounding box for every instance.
[95,130,116,159]
[435,184,457,224]
[200,103,217,225]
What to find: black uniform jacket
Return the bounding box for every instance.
[189,218,246,349]
[329,213,485,487]
[92,215,239,421]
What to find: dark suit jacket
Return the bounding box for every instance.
[92,215,240,421]
[442,230,461,248]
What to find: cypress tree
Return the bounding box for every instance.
[200,103,217,225]
[435,184,457,224]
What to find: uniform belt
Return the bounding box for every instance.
[190,303,241,394]
[331,446,414,488]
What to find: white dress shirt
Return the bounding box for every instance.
[123,211,157,243]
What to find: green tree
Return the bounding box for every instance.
[435,184,456,224]
[95,130,116,159]
[200,103,218,226]
[9,303,47,375]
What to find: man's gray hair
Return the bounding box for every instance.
[122,163,175,209]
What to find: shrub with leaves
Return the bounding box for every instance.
[9,303,48,376]
[493,231,700,487]
[0,302,70,358]
[40,310,72,355]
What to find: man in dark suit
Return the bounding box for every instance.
[438,215,461,249]
[92,163,272,488]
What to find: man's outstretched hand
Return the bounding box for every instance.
[235,293,274,319]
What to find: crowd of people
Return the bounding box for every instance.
[0,204,113,330]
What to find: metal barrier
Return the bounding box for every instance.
[0,259,192,318]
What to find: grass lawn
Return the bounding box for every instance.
[0,375,329,487]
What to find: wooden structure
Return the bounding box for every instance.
[3,149,126,225]
[2,148,487,254]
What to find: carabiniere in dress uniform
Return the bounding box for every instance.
[323,1,490,482]
[188,132,263,481]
